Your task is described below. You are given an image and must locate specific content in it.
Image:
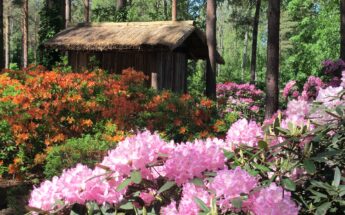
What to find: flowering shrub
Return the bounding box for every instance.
[217,82,264,121]
[139,93,226,142]
[27,69,345,215]
[0,67,228,176]
[0,66,144,176]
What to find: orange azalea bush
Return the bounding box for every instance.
[0,66,228,177]
[0,66,145,176]
[138,92,228,142]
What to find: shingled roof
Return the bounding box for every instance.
[44,21,224,64]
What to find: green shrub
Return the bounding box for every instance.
[44,134,116,178]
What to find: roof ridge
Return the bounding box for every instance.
[75,20,195,28]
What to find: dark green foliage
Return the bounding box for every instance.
[38,1,65,68]
[44,134,115,178]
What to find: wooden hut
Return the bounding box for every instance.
[44,21,224,92]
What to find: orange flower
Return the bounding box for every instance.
[34,153,47,165]
[179,127,187,134]
[0,160,3,166]
[174,119,182,126]
[200,130,209,138]
[180,94,192,102]
[66,116,75,124]
[81,119,93,127]
[200,99,213,108]
[8,164,18,174]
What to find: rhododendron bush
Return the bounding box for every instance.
[217,82,264,122]
[0,66,226,176]
[27,71,345,214]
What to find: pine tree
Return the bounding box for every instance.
[206,0,217,99]
[265,0,280,118]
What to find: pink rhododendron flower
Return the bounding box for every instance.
[139,190,156,206]
[250,105,260,112]
[301,76,324,101]
[341,71,345,87]
[285,99,310,123]
[226,119,263,150]
[161,201,179,215]
[283,80,297,98]
[249,183,299,215]
[58,164,93,204]
[100,131,173,179]
[310,86,344,124]
[83,167,125,204]
[161,183,212,215]
[164,138,225,185]
[29,176,62,212]
[209,167,258,210]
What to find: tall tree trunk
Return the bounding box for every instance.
[117,0,126,11]
[22,0,29,68]
[4,2,10,68]
[242,31,249,82]
[206,0,217,99]
[0,0,4,69]
[265,0,280,119]
[84,0,90,23]
[65,0,71,28]
[163,0,168,20]
[172,0,177,21]
[341,0,345,61]
[250,0,261,84]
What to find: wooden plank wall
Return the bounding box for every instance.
[68,51,187,92]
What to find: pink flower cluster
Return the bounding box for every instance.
[217,82,264,119]
[29,131,171,212]
[341,71,345,88]
[226,119,264,150]
[283,80,299,99]
[310,85,344,124]
[29,130,301,214]
[162,183,212,215]
[209,167,258,210]
[100,131,173,179]
[249,183,299,215]
[301,76,324,101]
[164,138,225,185]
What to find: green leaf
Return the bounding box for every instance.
[194,197,210,212]
[335,106,344,116]
[158,181,176,194]
[258,140,268,150]
[130,170,142,184]
[309,189,328,199]
[223,149,234,159]
[275,127,290,135]
[282,178,296,191]
[315,202,332,215]
[252,163,270,172]
[231,197,243,209]
[303,159,316,174]
[191,178,204,186]
[116,178,131,192]
[119,202,134,210]
[332,167,341,188]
